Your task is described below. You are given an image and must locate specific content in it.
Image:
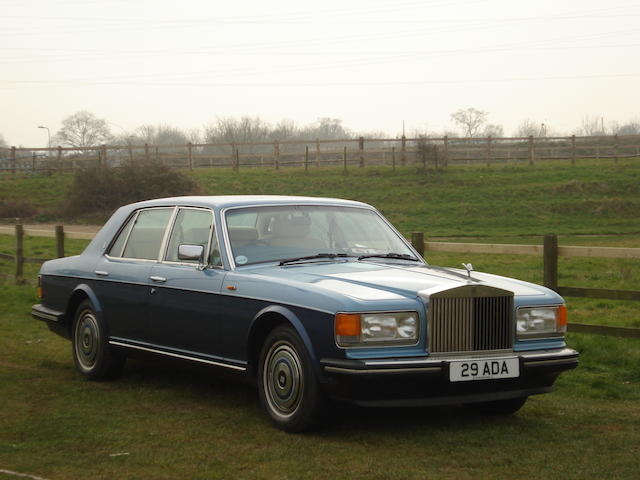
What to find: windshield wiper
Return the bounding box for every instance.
[357,252,419,261]
[279,253,351,266]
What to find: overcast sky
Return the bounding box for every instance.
[2,0,639,147]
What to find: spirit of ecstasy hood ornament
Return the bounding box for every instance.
[461,263,474,279]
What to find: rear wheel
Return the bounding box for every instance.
[258,325,325,432]
[72,300,125,380]
[467,396,528,415]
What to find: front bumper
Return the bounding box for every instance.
[320,348,579,407]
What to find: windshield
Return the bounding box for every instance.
[225,205,415,266]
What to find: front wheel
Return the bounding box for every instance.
[258,325,325,432]
[466,396,528,415]
[72,300,125,380]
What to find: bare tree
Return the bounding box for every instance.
[615,119,640,136]
[309,117,351,139]
[204,116,271,145]
[483,124,504,138]
[450,108,488,137]
[55,110,112,148]
[579,115,606,136]
[514,119,539,137]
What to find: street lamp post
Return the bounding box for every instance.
[37,125,51,150]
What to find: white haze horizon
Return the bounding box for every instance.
[1,0,639,148]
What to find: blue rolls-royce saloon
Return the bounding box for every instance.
[32,196,578,431]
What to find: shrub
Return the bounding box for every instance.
[63,161,200,217]
[0,199,38,219]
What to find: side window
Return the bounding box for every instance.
[165,208,213,263]
[121,208,173,260]
[108,214,136,257]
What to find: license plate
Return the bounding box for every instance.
[449,357,519,382]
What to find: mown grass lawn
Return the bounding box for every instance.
[1,233,639,479]
[1,159,639,479]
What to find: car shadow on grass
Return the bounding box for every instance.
[110,355,541,435]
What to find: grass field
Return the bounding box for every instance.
[1,159,639,479]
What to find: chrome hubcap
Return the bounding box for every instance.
[75,311,100,370]
[264,342,303,418]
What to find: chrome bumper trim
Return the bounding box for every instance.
[31,304,64,323]
[324,366,442,375]
[322,348,578,375]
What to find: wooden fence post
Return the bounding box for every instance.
[392,146,396,170]
[187,142,193,170]
[15,224,24,283]
[101,144,107,167]
[571,135,576,166]
[32,152,36,172]
[528,136,534,165]
[315,139,320,167]
[11,146,16,176]
[486,135,492,167]
[359,136,364,167]
[304,145,309,171]
[343,146,347,173]
[57,146,63,172]
[411,232,425,258]
[613,134,618,163]
[443,136,449,167]
[543,234,558,291]
[55,225,65,258]
[401,135,407,166]
[273,141,280,170]
[234,148,240,173]
[144,143,150,162]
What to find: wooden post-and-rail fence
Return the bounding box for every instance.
[1,225,638,338]
[2,133,640,174]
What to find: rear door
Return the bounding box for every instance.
[92,207,174,341]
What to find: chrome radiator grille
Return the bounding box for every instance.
[428,294,514,354]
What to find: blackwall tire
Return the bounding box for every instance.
[72,300,125,380]
[258,325,325,433]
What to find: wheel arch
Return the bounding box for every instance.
[65,284,102,336]
[246,305,319,378]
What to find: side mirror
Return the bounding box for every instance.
[178,244,204,262]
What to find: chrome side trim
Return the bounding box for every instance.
[108,340,246,371]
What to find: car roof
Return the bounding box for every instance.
[127,195,372,210]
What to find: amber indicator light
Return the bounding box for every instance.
[557,305,568,327]
[335,313,361,336]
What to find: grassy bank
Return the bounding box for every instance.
[2,158,639,237]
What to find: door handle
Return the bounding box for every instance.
[149,276,166,283]
[95,270,109,276]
